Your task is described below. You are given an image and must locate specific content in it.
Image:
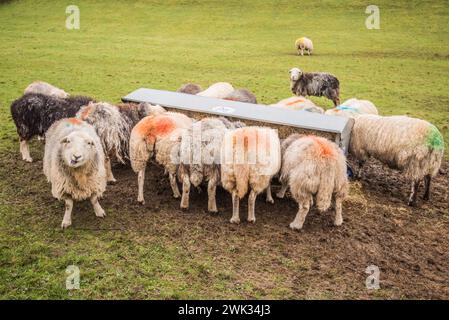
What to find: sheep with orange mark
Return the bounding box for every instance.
[350,115,444,206]
[220,127,281,224]
[270,96,324,114]
[76,102,132,183]
[24,81,69,98]
[43,118,107,229]
[276,134,348,230]
[325,98,378,118]
[129,112,193,204]
[197,82,234,99]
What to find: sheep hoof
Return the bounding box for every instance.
[334,219,343,226]
[289,222,302,231]
[180,204,189,211]
[208,208,218,213]
[247,218,256,223]
[266,198,274,204]
[95,209,106,218]
[24,157,33,163]
[107,178,117,184]
[275,192,285,199]
[173,193,181,199]
[230,217,240,224]
[137,199,145,205]
[61,220,72,229]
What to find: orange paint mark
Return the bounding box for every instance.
[286,98,305,106]
[80,106,92,120]
[66,118,82,125]
[134,115,177,142]
[308,136,337,159]
[232,128,271,153]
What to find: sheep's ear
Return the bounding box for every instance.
[60,137,69,144]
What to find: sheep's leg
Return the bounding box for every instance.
[307,49,311,56]
[230,191,240,224]
[20,138,33,162]
[276,183,289,199]
[290,200,310,230]
[407,180,420,206]
[265,184,274,204]
[334,196,343,226]
[169,172,181,199]
[180,174,191,210]
[90,195,106,218]
[61,198,73,229]
[354,160,366,180]
[300,48,304,56]
[248,190,258,223]
[423,175,431,201]
[137,167,146,204]
[105,157,116,183]
[207,179,218,213]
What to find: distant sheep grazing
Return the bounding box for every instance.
[129,112,193,204]
[325,98,378,118]
[289,67,340,106]
[10,93,94,162]
[197,82,234,99]
[224,89,257,104]
[179,117,243,212]
[24,81,69,98]
[277,134,348,230]
[350,115,444,206]
[177,83,203,95]
[43,118,107,229]
[221,127,281,224]
[295,37,313,56]
[271,96,324,114]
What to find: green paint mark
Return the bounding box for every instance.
[426,125,444,150]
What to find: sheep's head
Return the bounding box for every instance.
[289,68,302,81]
[60,131,97,168]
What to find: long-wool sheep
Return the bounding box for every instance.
[270,96,324,114]
[177,83,203,95]
[224,89,258,104]
[178,117,243,212]
[277,134,348,230]
[350,115,444,206]
[289,67,340,106]
[221,126,281,224]
[129,112,193,204]
[24,81,69,98]
[43,118,107,229]
[197,82,234,99]
[295,37,313,56]
[116,102,166,128]
[325,98,378,118]
[76,102,132,182]
[10,93,94,162]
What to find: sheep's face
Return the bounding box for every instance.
[289,68,302,81]
[60,132,96,168]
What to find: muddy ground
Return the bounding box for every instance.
[1,143,448,299]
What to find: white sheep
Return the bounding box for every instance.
[221,127,281,224]
[129,112,193,204]
[270,96,324,114]
[197,82,234,99]
[325,98,378,118]
[277,134,348,230]
[178,117,242,212]
[350,115,444,206]
[24,81,69,98]
[43,118,107,229]
[295,37,313,56]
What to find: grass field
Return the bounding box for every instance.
[0,0,448,299]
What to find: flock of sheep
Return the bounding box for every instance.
[9,64,445,229]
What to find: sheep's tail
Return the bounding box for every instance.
[235,164,249,199]
[315,169,335,212]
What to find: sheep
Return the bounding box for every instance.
[10,93,94,162]
[221,126,281,224]
[129,112,193,204]
[276,134,348,230]
[197,82,234,99]
[325,98,378,118]
[177,83,203,95]
[224,88,257,104]
[76,102,134,183]
[350,115,444,206]
[24,81,69,98]
[43,118,107,229]
[289,67,340,106]
[295,37,313,56]
[178,117,244,212]
[270,96,324,114]
[116,102,166,127]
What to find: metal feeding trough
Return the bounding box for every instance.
[122,88,354,154]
